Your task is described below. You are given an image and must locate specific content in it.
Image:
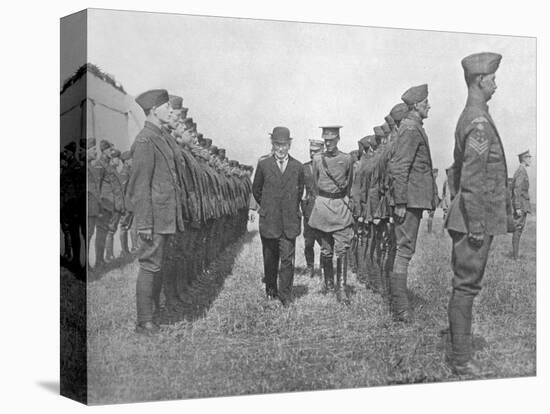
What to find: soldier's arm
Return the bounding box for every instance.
[512,169,525,211]
[252,161,264,206]
[460,118,491,234]
[130,137,155,232]
[390,130,421,206]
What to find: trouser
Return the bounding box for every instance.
[442,208,449,233]
[380,220,396,296]
[136,233,171,324]
[119,211,134,253]
[512,212,527,259]
[95,209,113,264]
[260,235,296,304]
[393,208,423,274]
[448,230,493,363]
[319,226,353,289]
[303,218,322,267]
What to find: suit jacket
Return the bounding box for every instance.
[389,113,437,210]
[512,164,531,213]
[252,154,304,239]
[126,121,185,234]
[301,161,316,219]
[445,96,513,235]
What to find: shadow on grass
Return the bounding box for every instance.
[87,252,138,282]
[160,229,259,324]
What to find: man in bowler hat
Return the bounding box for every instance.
[252,126,304,306]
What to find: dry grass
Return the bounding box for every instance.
[86,215,536,405]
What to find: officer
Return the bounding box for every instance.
[309,126,354,295]
[426,168,441,233]
[388,84,437,322]
[126,89,185,335]
[445,52,512,375]
[302,139,325,278]
[95,139,116,267]
[511,150,532,259]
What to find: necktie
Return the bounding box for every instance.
[279,160,284,173]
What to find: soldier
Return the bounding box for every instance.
[252,126,304,306]
[445,52,513,375]
[104,148,124,262]
[426,168,441,233]
[511,150,532,260]
[302,139,325,278]
[309,126,354,295]
[440,166,452,234]
[94,139,115,267]
[126,89,185,335]
[86,138,102,268]
[388,84,437,322]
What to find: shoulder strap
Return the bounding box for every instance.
[321,154,347,194]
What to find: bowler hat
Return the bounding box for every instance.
[270,126,292,143]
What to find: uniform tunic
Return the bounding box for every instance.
[308,150,354,232]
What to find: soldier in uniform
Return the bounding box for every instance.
[511,150,532,259]
[126,89,185,335]
[440,166,452,234]
[445,52,513,375]
[388,84,437,322]
[86,138,102,268]
[118,151,135,256]
[302,139,325,278]
[252,126,304,306]
[104,149,124,262]
[309,126,354,294]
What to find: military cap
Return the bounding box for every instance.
[384,115,396,128]
[381,122,391,135]
[461,52,502,77]
[309,139,324,150]
[99,139,113,152]
[87,138,96,149]
[168,94,183,109]
[204,138,212,148]
[320,125,342,140]
[269,126,292,143]
[64,142,76,153]
[374,126,385,138]
[197,133,204,139]
[135,89,169,112]
[209,145,218,155]
[518,150,532,161]
[181,107,189,118]
[218,148,226,157]
[121,151,132,161]
[390,103,409,122]
[358,135,372,150]
[401,84,428,105]
[191,122,197,132]
[183,117,194,128]
[110,149,121,159]
[229,160,238,167]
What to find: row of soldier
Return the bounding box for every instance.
[253,51,532,377]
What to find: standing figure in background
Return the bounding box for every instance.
[511,150,532,260]
[426,168,440,234]
[440,167,452,234]
[252,127,304,307]
[309,126,354,296]
[302,139,324,278]
[118,151,135,256]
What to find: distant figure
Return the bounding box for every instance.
[252,127,304,306]
[445,52,513,375]
[426,168,440,233]
[511,150,532,259]
[302,139,325,278]
[440,167,452,234]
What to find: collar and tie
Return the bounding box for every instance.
[275,155,288,173]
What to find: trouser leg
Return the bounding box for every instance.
[278,236,296,305]
[261,236,280,297]
[319,231,335,289]
[512,212,526,260]
[304,224,315,268]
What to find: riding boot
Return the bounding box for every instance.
[94,227,107,267]
[105,231,115,262]
[390,272,410,322]
[322,256,334,290]
[336,257,342,291]
[512,230,521,260]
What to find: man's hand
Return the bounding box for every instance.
[373,218,381,225]
[394,204,406,224]
[467,231,484,248]
[138,229,153,242]
[515,209,523,217]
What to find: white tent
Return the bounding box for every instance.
[60,63,145,151]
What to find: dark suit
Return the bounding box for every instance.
[252,154,304,304]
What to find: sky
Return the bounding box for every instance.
[65,9,536,192]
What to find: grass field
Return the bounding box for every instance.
[86,214,536,405]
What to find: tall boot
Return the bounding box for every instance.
[105,231,115,262]
[336,257,342,291]
[390,272,409,322]
[447,293,482,375]
[130,227,138,252]
[322,256,334,290]
[512,231,521,260]
[120,230,130,256]
[427,217,433,233]
[94,227,107,268]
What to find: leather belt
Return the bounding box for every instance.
[318,189,346,199]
